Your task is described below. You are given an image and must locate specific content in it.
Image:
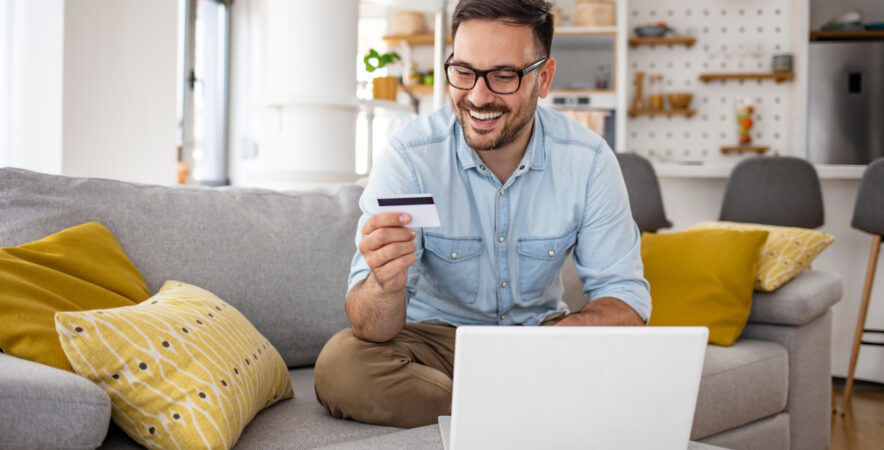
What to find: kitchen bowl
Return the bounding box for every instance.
[634,25,670,37]
[667,93,693,110]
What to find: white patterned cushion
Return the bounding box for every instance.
[689,221,835,291]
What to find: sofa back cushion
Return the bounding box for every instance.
[0,168,362,367]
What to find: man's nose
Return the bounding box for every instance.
[467,75,496,106]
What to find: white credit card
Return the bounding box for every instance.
[377,194,441,228]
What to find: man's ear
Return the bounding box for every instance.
[538,57,557,99]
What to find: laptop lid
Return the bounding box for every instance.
[448,326,708,450]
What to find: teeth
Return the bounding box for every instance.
[469,110,503,121]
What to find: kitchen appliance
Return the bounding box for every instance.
[808,41,884,165]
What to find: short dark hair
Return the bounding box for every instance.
[451,0,554,59]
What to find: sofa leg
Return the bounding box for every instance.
[840,234,881,416]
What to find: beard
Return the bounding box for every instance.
[452,81,539,152]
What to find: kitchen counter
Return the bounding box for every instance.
[653,163,866,180]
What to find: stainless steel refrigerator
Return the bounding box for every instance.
[808,40,884,164]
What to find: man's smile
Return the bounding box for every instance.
[468,109,504,129]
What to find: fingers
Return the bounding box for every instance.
[358,212,419,292]
[371,252,418,288]
[363,240,417,271]
[363,212,411,236]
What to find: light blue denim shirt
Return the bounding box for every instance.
[348,104,651,326]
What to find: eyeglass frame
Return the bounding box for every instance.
[443,54,548,95]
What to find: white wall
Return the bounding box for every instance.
[659,175,884,384]
[61,0,177,184]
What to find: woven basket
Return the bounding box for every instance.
[574,0,616,27]
[391,11,427,35]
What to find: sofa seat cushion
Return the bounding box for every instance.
[749,269,842,326]
[692,339,789,440]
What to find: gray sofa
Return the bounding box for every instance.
[0,168,840,449]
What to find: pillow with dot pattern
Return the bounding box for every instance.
[55,281,293,450]
[689,221,835,292]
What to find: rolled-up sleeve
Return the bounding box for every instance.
[347,140,424,295]
[572,145,652,321]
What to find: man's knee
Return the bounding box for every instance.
[314,328,384,405]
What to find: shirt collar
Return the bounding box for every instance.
[454,108,547,172]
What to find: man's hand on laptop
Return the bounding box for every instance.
[359,212,417,294]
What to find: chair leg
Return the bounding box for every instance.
[840,234,882,415]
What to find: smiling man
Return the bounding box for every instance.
[314,0,651,428]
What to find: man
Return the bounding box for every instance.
[314,0,650,428]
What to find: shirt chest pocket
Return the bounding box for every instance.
[517,228,578,302]
[423,233,484,304]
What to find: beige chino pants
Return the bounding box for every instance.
[314,323,457,428]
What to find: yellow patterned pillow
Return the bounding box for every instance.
[55,281,293,450]
[689,221,835,291]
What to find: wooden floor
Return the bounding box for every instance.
[831,382,884,449]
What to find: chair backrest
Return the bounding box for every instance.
[719,156,824,228]
[852,157,884,236]
[616,153,672,233]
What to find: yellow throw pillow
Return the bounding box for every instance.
[55,281,293,450]
[0,222,149,371]
[644,229,769,346]
[690,221,835,291]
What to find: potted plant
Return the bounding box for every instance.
[364,48,401,101]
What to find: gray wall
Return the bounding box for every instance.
[811,0,884,30]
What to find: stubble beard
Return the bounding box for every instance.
[453,81,540,152]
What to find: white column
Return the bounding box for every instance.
[237,0,360,190]
[8,0,63,174]
[0,0,10,167]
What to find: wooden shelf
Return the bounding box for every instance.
[382,33,451,47]
[398,84,434,95]
[721,145,770,155]
[629,36,696,47]
[699,73,795,83]
[628,109,696,118]
[555,26,618,35]
[550,89,616,95]
[810,30,884,41]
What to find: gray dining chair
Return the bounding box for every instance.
[616,153,672,233]
[840,157,884,415]
[719,156,824,228]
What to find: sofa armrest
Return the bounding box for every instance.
[0,353,110,449]
[748,270,842,326]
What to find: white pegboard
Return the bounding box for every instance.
[625,0,798,164]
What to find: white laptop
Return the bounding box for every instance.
[438,326,708,450]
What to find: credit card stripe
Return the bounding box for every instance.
[378,197,435,206]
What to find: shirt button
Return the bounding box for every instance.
[501,281,508,288]
[499,189,506,196]
[498,236,505,243]
[451,252,457,259]
[519,165,525,170]
[548,250,555,256]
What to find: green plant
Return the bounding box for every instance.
[363,49,401,73]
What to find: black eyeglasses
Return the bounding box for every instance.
[444,55,547,95]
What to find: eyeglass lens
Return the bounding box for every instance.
[446,66,521,94]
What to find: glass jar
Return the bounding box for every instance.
[647,74,664,110]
